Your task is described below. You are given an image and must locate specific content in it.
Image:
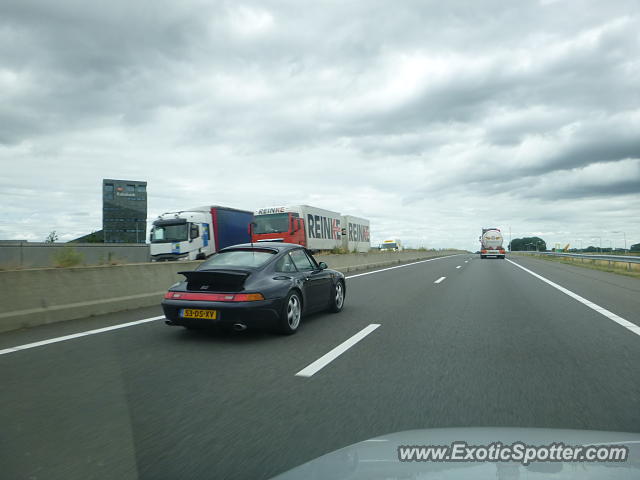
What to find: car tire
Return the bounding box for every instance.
[480,255,485,259]
[328,280,345,313]
[276,291,302,335]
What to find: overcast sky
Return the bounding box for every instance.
[1,0,639,251]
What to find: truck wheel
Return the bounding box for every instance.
[328,280,345,313]
[276,291,302,335]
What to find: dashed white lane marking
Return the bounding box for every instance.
[434,277,446,284]
[456,266,462,269]
[295,324,381,377]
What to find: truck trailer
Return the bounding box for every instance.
[252,205,370,252]
[341,215,370,253]
[150,206,253,261]
[480,228,505,259]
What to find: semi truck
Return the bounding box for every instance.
[251,205,370,252]
[150,206,253,261]
[480,228,505,259]
[380,239,403,251]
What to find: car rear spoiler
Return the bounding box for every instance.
[178,270,251,292]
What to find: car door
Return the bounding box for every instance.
[289,248,332,311]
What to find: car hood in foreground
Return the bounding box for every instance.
[271,427,640,479]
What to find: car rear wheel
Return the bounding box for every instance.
[328,280,345,313]
[276,291,302,335]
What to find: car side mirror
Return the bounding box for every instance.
[318,261,328,270]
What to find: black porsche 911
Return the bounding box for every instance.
[162,242,346,334]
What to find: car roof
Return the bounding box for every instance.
[220,242,303,252]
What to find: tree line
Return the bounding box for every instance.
[509,237,639,253]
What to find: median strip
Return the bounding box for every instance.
[507,259,640,337]
[295,324,380,377]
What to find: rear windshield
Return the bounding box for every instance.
[198,249,276,269]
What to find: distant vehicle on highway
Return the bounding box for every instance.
[380,239,403,251]
[150,206,253,261]
[251,205,370,252]
[162,242,346,335]
[480,228,505,259]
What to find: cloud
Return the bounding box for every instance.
[0,0,639,250]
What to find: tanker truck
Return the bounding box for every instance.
[480,228,505,259]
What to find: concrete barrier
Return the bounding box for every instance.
[0,242,150,269]
[0,250,463,333]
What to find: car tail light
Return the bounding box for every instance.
[164,292,264,302]
[481,249,487,253]
[233,293,265,302]
[165,292,183,299]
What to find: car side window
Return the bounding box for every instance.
[290,249,314,271]
[275,253,297,273]
[302,249,320,269]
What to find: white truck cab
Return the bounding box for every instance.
[150,210,212,261]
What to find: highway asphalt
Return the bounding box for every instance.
[1,254,639,479]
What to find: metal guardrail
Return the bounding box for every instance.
[517,252,640,264]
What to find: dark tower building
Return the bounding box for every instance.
[102,179,147,243]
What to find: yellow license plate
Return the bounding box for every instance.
[180,309,217,319]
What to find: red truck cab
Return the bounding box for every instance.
[252,211,306,246]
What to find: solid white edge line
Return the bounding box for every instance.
[506,259,640,337]
[1,254,462,357]
[0,316,165,356]
[295,324,381,377]
[434,277,446,284]
[345,254,460,279]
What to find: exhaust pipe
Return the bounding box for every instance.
[233,323,247,332]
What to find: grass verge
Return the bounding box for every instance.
[520,254,640,279]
